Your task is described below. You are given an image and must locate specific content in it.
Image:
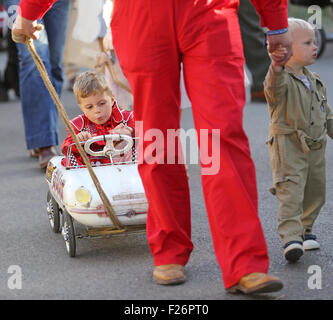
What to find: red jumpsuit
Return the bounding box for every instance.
[61,102,134,167]
[19,0,288,289]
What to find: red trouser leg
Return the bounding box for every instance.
[112,0,194,267]
[111,0,269,288]
[179,4,269,288]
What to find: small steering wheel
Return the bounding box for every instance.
[84,134,134,158]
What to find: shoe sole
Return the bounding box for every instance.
[227,280,283,295]
[153,276,186,286]
[284,247,304,263]
[303,246,320,251]
[303,240,320,251]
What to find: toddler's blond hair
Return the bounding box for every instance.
[73,70,113,103]
[288,18,314,37]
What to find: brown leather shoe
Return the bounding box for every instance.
[153,264,186,285]
[38,146,58,169]
[227,272,283,295]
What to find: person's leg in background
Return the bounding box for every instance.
[5,0,70,168]
[0,0,19,102]
[4,29,20,98]
[43,0,70,95]
[64,63,79,91]
[238,0,270,102]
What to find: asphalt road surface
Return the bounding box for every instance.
[0,44,333,301]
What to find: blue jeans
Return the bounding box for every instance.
[5,0,70,149]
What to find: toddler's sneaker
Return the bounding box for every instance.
[283,241,304,263]
[303,234,320,251]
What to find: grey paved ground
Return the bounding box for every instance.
[0,43,332,301]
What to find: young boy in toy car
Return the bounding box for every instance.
[61,70,134,168]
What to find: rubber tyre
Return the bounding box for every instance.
[62,210,76,257]
[47,191,61,233]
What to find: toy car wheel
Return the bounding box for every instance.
[46,191,61,233]
[62,210,76,257]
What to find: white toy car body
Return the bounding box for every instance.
[45,135,148,257]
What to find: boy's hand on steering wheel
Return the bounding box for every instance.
[110,123,133,136]
[77,131,92,142]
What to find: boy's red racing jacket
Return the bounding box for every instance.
[61,102,134,168]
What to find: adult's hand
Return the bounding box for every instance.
[11,13,43,43]
[267,30,293,66]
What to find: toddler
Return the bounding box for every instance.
[264,18,333,262]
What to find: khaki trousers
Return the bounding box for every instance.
[269,135,326,246]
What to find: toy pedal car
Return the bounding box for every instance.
[45,134,148,257]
